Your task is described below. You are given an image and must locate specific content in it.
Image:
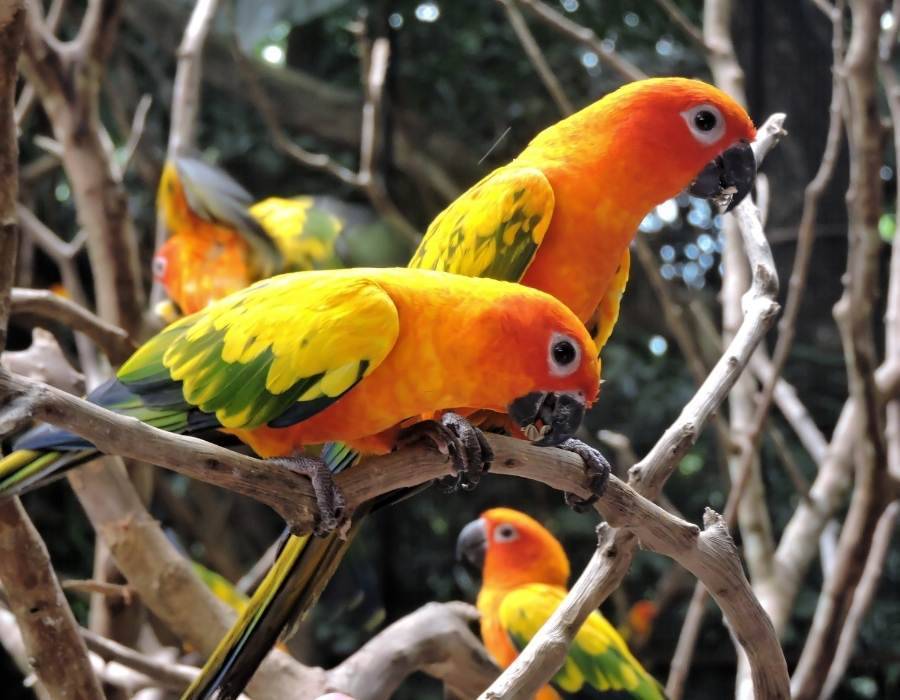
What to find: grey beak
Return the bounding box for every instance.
[456,518,487,570]
[508,392,585,447]
[688,140,756,212]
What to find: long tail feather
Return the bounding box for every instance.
[0,448,98,498]
[181,521,364,700]
[183,441,437,700]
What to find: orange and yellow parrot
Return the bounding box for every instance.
[186,77,756,699]
[0,267,601,698]
[458,508,666,699]
[155,155,397,318]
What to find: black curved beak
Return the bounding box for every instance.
[507,392,585,447]
[456,518,487,571]
[688,140,756,212]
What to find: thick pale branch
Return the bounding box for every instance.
[1,328,84,395]
[10,287,137,363]
[327,602,499,700]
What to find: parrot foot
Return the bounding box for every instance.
[271,456,346,536]
[398,412,494,492]
[557,438,611,513]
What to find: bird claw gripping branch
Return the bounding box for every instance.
[397,411,494,492]
[271,455,347,536]
[556,438,611,512]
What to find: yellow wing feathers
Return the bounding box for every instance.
[409,167,554,281]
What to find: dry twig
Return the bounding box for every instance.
[20,0,146,336]
[10,287,137,364]
[516,0,646,81]
[234,34,419,245]
[497,0,573,115]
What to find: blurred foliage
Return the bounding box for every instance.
[7,1,900,699]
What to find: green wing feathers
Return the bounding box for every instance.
[409,167,554,282]
[120,271,400,430]
[500,584,665,699]
[250,196,346,271]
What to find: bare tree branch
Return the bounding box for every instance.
[327,602,499,700]
[497,0,573,115]
[820,501,899,699]
[0,6,104,698]
[21,0,147,336]
[1,327,84,395]
[790,1,889,695]
[0,497,105,700]
[516,0,647,81]
[233,33,420,246]
[10,287,137,363]
[652,0,707,51]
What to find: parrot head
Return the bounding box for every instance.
[487,288,600,446]
[457,507,570,590]
[533,77,758,212]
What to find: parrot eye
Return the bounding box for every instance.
[681,104,725,145]
[152,256,167,278]
[548,332,581,377]
[494,523,518,542]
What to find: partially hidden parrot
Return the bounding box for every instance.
[155,155,406,318]
[0,267,602,698]
[187,77,757,699]
[458,508,666,699]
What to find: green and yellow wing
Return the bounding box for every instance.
[118,270,400,431]
[250,196,345,271]
[409,166,554,282]
[499,584,665,700]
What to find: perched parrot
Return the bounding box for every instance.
[0,267,601,698]
[188,77,757,699]
[458,508,666,699]
[155,155,407,318]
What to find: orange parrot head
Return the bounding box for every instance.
[457,507,570,591]
[492,292,601,445]
[531,76,758,212]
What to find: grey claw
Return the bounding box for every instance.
[272,456,346,535]
[557,438,611,513]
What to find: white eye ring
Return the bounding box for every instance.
[494,523,518,543]
[548,332,581,377]
[152,256,167,277]
[681,104,726,145]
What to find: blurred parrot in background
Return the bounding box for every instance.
[458,508,667,699]
[154,155,409,318]
[189,77,757,699]
[0,267,602,699]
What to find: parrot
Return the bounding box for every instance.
[0,267,602,698]
[186,76,757,699]
[155,154,406,319]
[457,508,666,699]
